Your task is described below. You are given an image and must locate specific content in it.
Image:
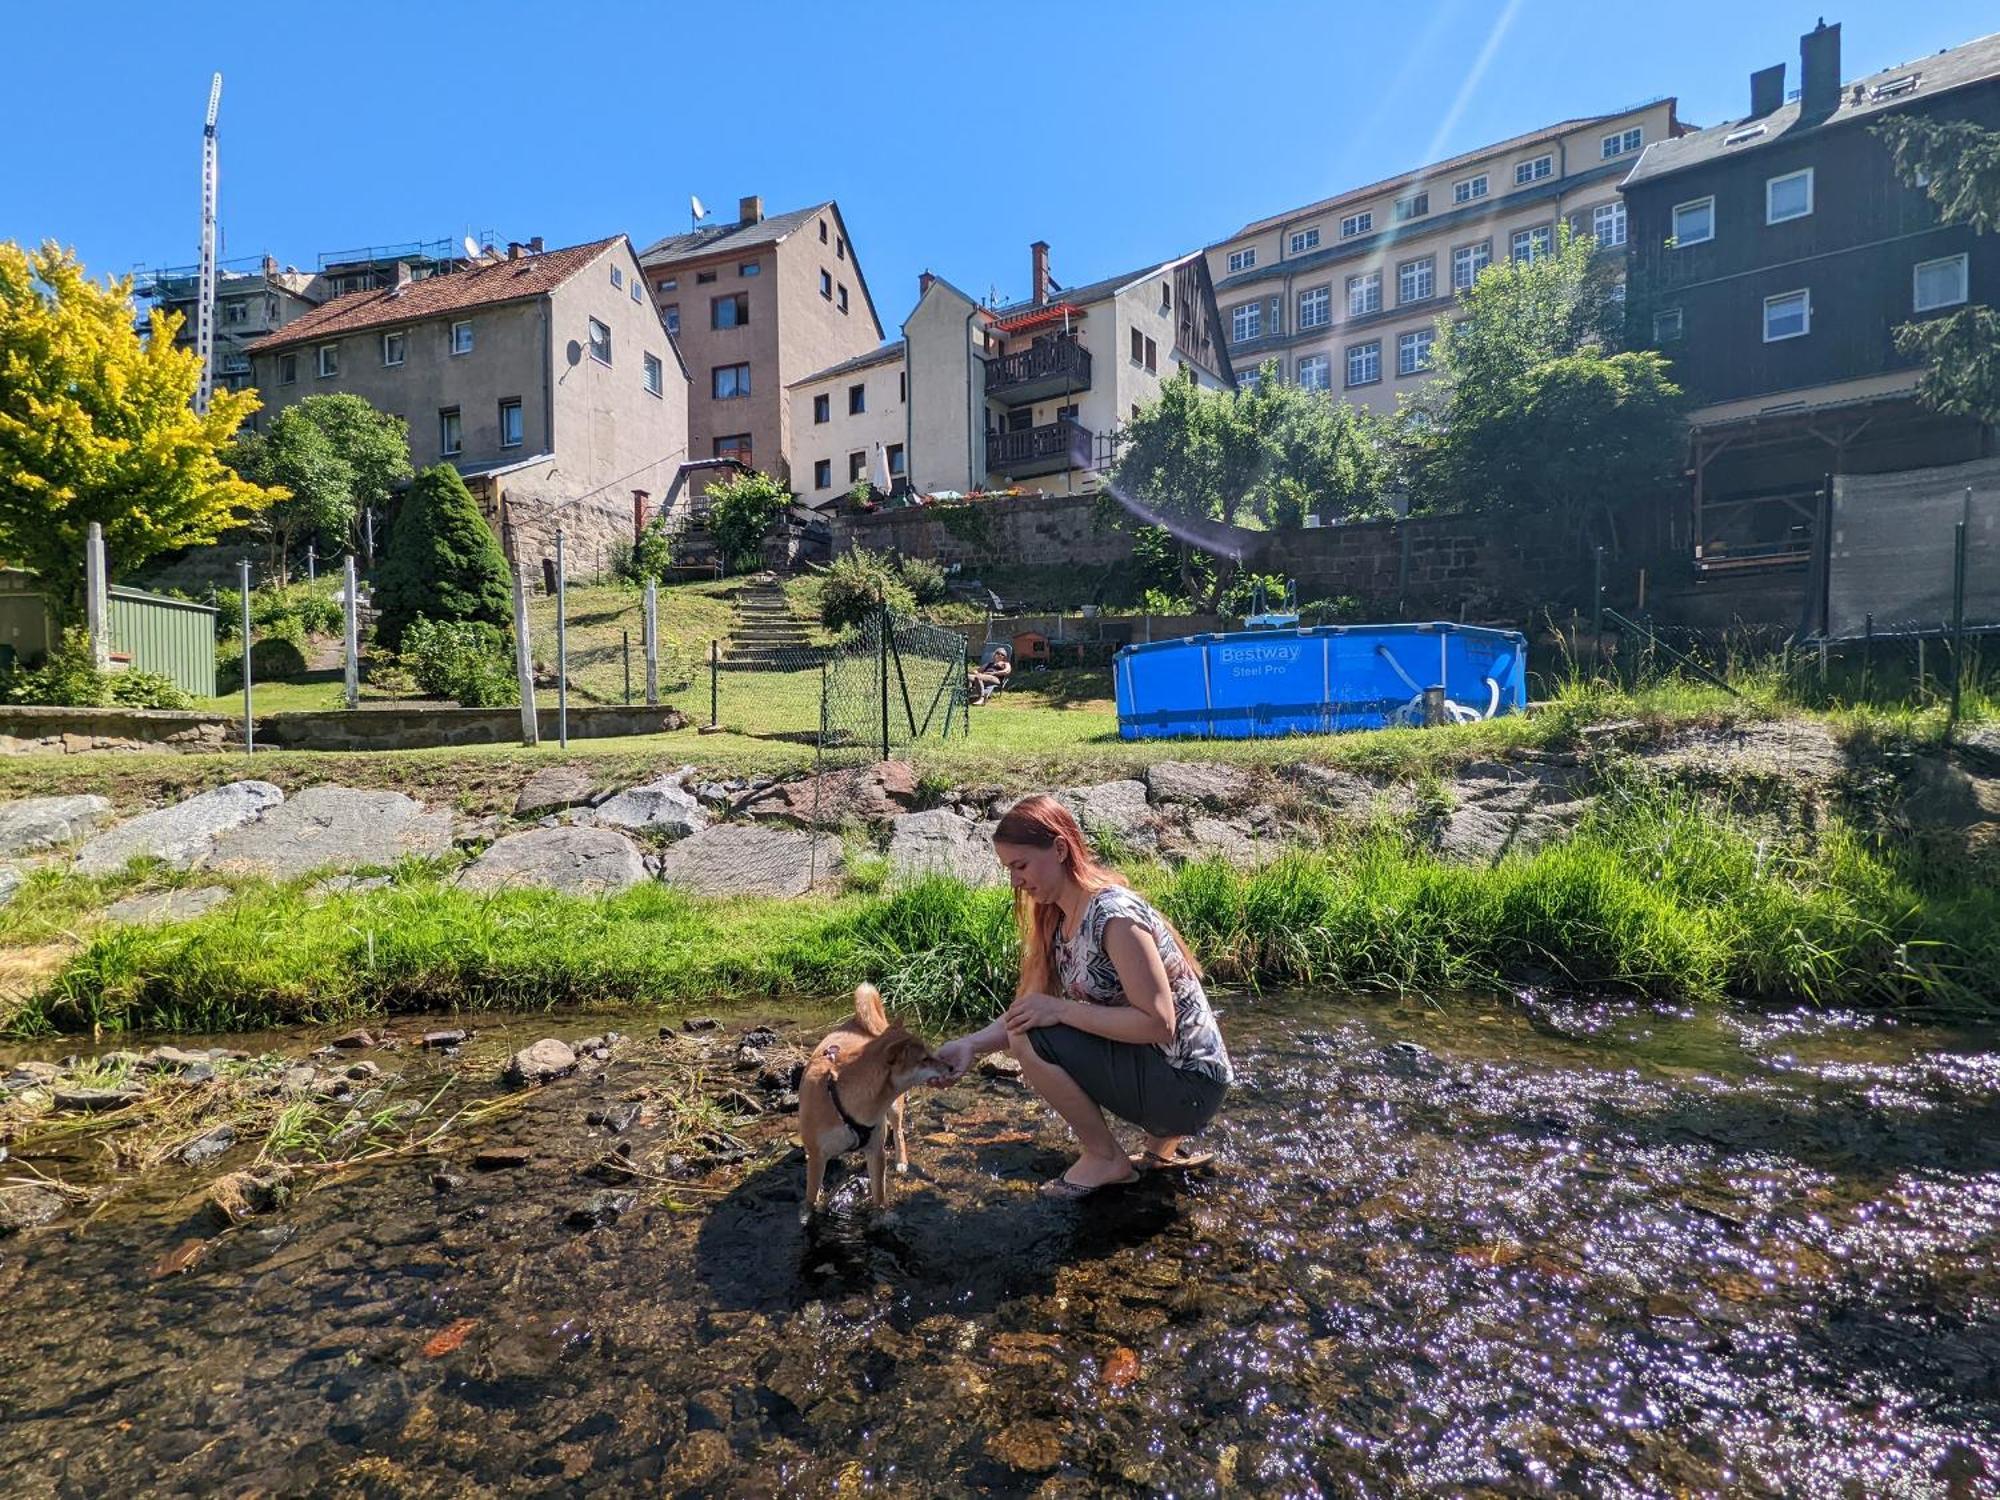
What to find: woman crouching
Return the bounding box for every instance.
[933,795,1232,1199]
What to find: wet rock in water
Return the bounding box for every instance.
[0,794,114,857]
[716,1089,765,1117]
[179,1124,237,1166]
[663,1430,732,1490]
[345,1061,380,1082]
[740,1025,778,1047]
[565,1191,636,1230]
[735,1044,766,1070]
[52,1086,144,1113]
[655,823,843,898]
[599,1102,641,1135]
[144,1046,214,1073]
[977,1055,1024,1080]
[502,1039,577,1087]
[513,765,599,819]
[73,780,282,876]
[472,1146,532,1171]
[430,1171,465,1194]
[682,1016,721,1034]
[330,1030,375,1050]
[201,786,452,881]
[1380,1041,1438,1075]
[103,887,232,926]
[458,825,649,895]
[583,777,707,839]
[0,1185,69,1234]
[985,1420,1065,1473]
[1145,761,1251,811]
[421,1030,468,1050]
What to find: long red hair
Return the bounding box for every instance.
[992,795,1201,1000]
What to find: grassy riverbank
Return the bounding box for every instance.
[12,784,1994,1038]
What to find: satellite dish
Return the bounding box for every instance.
[462,236,482,261]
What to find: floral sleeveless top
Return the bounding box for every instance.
[1051,886,1233,1085]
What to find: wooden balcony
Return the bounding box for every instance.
[986,418,1094,479]
[985,336,1092,404]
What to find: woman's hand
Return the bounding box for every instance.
[1003,991,1068,1033]
[931,1036,976,1082]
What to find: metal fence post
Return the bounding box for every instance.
[84,521,109,668]
[643,579,659,707]
[307,542,316,584]
[555,527,569,749]
[623,630,632,705]
[709,640,719,727]
[1862,613,1874,704]
[239,557,254,753]
[1590,546,1604,681]
[510,561,538,746]
[878,603,891,762]
[342,555,360,710]
[1949,513,1969,729]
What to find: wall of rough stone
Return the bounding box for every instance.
[0,704,688,754]
[829,493,1132,568]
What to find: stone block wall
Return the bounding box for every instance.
[829,493,1133,569]
[0,704,688,755]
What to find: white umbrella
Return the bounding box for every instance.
[871,442,893,493]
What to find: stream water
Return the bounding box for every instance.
[2,992,1996,1498]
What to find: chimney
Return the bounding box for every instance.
[632,489,650,542]
[918,271,936,296]
[1749,62,1786,119]
[1800,19,1841,120]
[392,260,413,289]
[507,242,523,261]
[261,253,278,279]
[529,236,544,254]
[739,195,764,226]
[1031,241,1051,306]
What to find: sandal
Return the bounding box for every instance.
[1132,1147,1216,1173]
[1038,1171,1137,1200]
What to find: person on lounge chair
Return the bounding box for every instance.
[969,647,1011,705]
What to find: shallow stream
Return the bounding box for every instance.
[2,992,1996,1497]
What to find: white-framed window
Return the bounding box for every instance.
[1452,240,1492,290]
[1397,328,1434,376]
[1510,225,1552,263]
[813,459,831,490]
[848,382,866,415]
[1297,285,1331,330]
[643,353,664,396]
[663,305,680,336]
[1766,169,1814,224]
[1345,340,1381,387]
[1763,288,1810,342]
[813,393,830,424]
[1913,253,1969,313]
[222,299,246,325]
[381,330,405,366]
[450,320,473,355]
[499,398,523,448]
[1289,228,1320,254]
[1340,211,1373,238]
[713,362,750,399]
[1515,154,1553,185]
[1724,124,1768,148]
[1398,256,1435,304]
[589,318,612,363]
[1454,174,1488,204]
[657,277,677,293]
[1296,353,1330,392]
[1231,301,1262,343]
[316,343,338,378]
[1601,126,1643,159]
[1346,270,1382,318]
[611,265,624,289]
[1672,197,1715,247]
[1227,247,1256,273]
[438,407,461,456]
[1394,191,1429,222]
[740,261,761,277]
[631,281,642,304]
[1592,201,1627,248]
[1653,308,1684,342]
[278,353,297,385]
[819,268,832,299]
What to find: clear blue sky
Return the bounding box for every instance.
[4,1,1992,330]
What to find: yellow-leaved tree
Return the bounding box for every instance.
[0,240,279,621]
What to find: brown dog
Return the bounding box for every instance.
[797,984,950,1224]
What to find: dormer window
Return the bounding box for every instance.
[1869,74,1919,102]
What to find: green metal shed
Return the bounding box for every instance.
[0,571,217,698]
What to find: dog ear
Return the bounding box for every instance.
[853,983,888,1036]
[886,1036,932,1070]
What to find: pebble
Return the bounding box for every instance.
[682,1017,721,1034]
[430,1171,466,1194]
[330,1030,375,1050]
[565,1191,636,1230]
[420,1030,468,1050]
[472,1146,532,1171]
[51,1087,143,1113]
[179,1124,237,1166]
[977,1055,1024,1080]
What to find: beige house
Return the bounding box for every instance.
[247,235,690,576]
[1208,99,1683,414]
[793,242,1235,506]
[639,196,883,493]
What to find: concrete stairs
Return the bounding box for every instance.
[720,580,824,671]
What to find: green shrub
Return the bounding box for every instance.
[0,627,110,706]
[245,616,309,681]
[820,545,915,630]
[398,617,518,707]
[612,518,675,585]
[706,470,793,573]
[373,465,513,650]
[107,671,194,710]
[898,555,948,607]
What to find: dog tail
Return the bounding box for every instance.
[853,983,887,1036]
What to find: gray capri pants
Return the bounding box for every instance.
[1027,1024,1227,1137]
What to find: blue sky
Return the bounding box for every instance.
[3,1,1992,332]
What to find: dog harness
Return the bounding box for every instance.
[826,1073,875,1152]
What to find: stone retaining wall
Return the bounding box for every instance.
[0,704,688,755]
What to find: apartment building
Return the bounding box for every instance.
[135,256,322,393]
[1208,98,1682,414]
[639,196,882,491]
[247,235,689,573]
[1623,22,1999,574]
[787,242,1235,507]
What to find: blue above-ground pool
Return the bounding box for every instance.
[1113,622,1528,739]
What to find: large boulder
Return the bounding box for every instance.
[0,1184,68,1235]
[1054,780,1158,852]
[459,826,648,894]
[0,795,113,857]
[104,887,233,926]
[887,808,1003,887]
[74,781,283,876]
[502,1038,577,1087]
[1642,719,1847,792]
[739,761,920,826]
[202,787,453,880]
[587,777,707,839]
[1284,765,1406,824]
[513,765,599,819]
[0,864,21,909]
[656,824,843,898]
[1435,765,1591,865]
[1144,762,1251,811]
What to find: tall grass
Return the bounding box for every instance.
[14,778,1996,1039]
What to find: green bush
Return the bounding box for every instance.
[107,671,194,710]
[705,471,792,572]
[398,617,518,707]
[898,555,948,607]
[247,616,309,681]
[820,545,915,630]
[613,518,675,585]
[214,579,346,642]
[373,465,513,650]
[0,628,195,709]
